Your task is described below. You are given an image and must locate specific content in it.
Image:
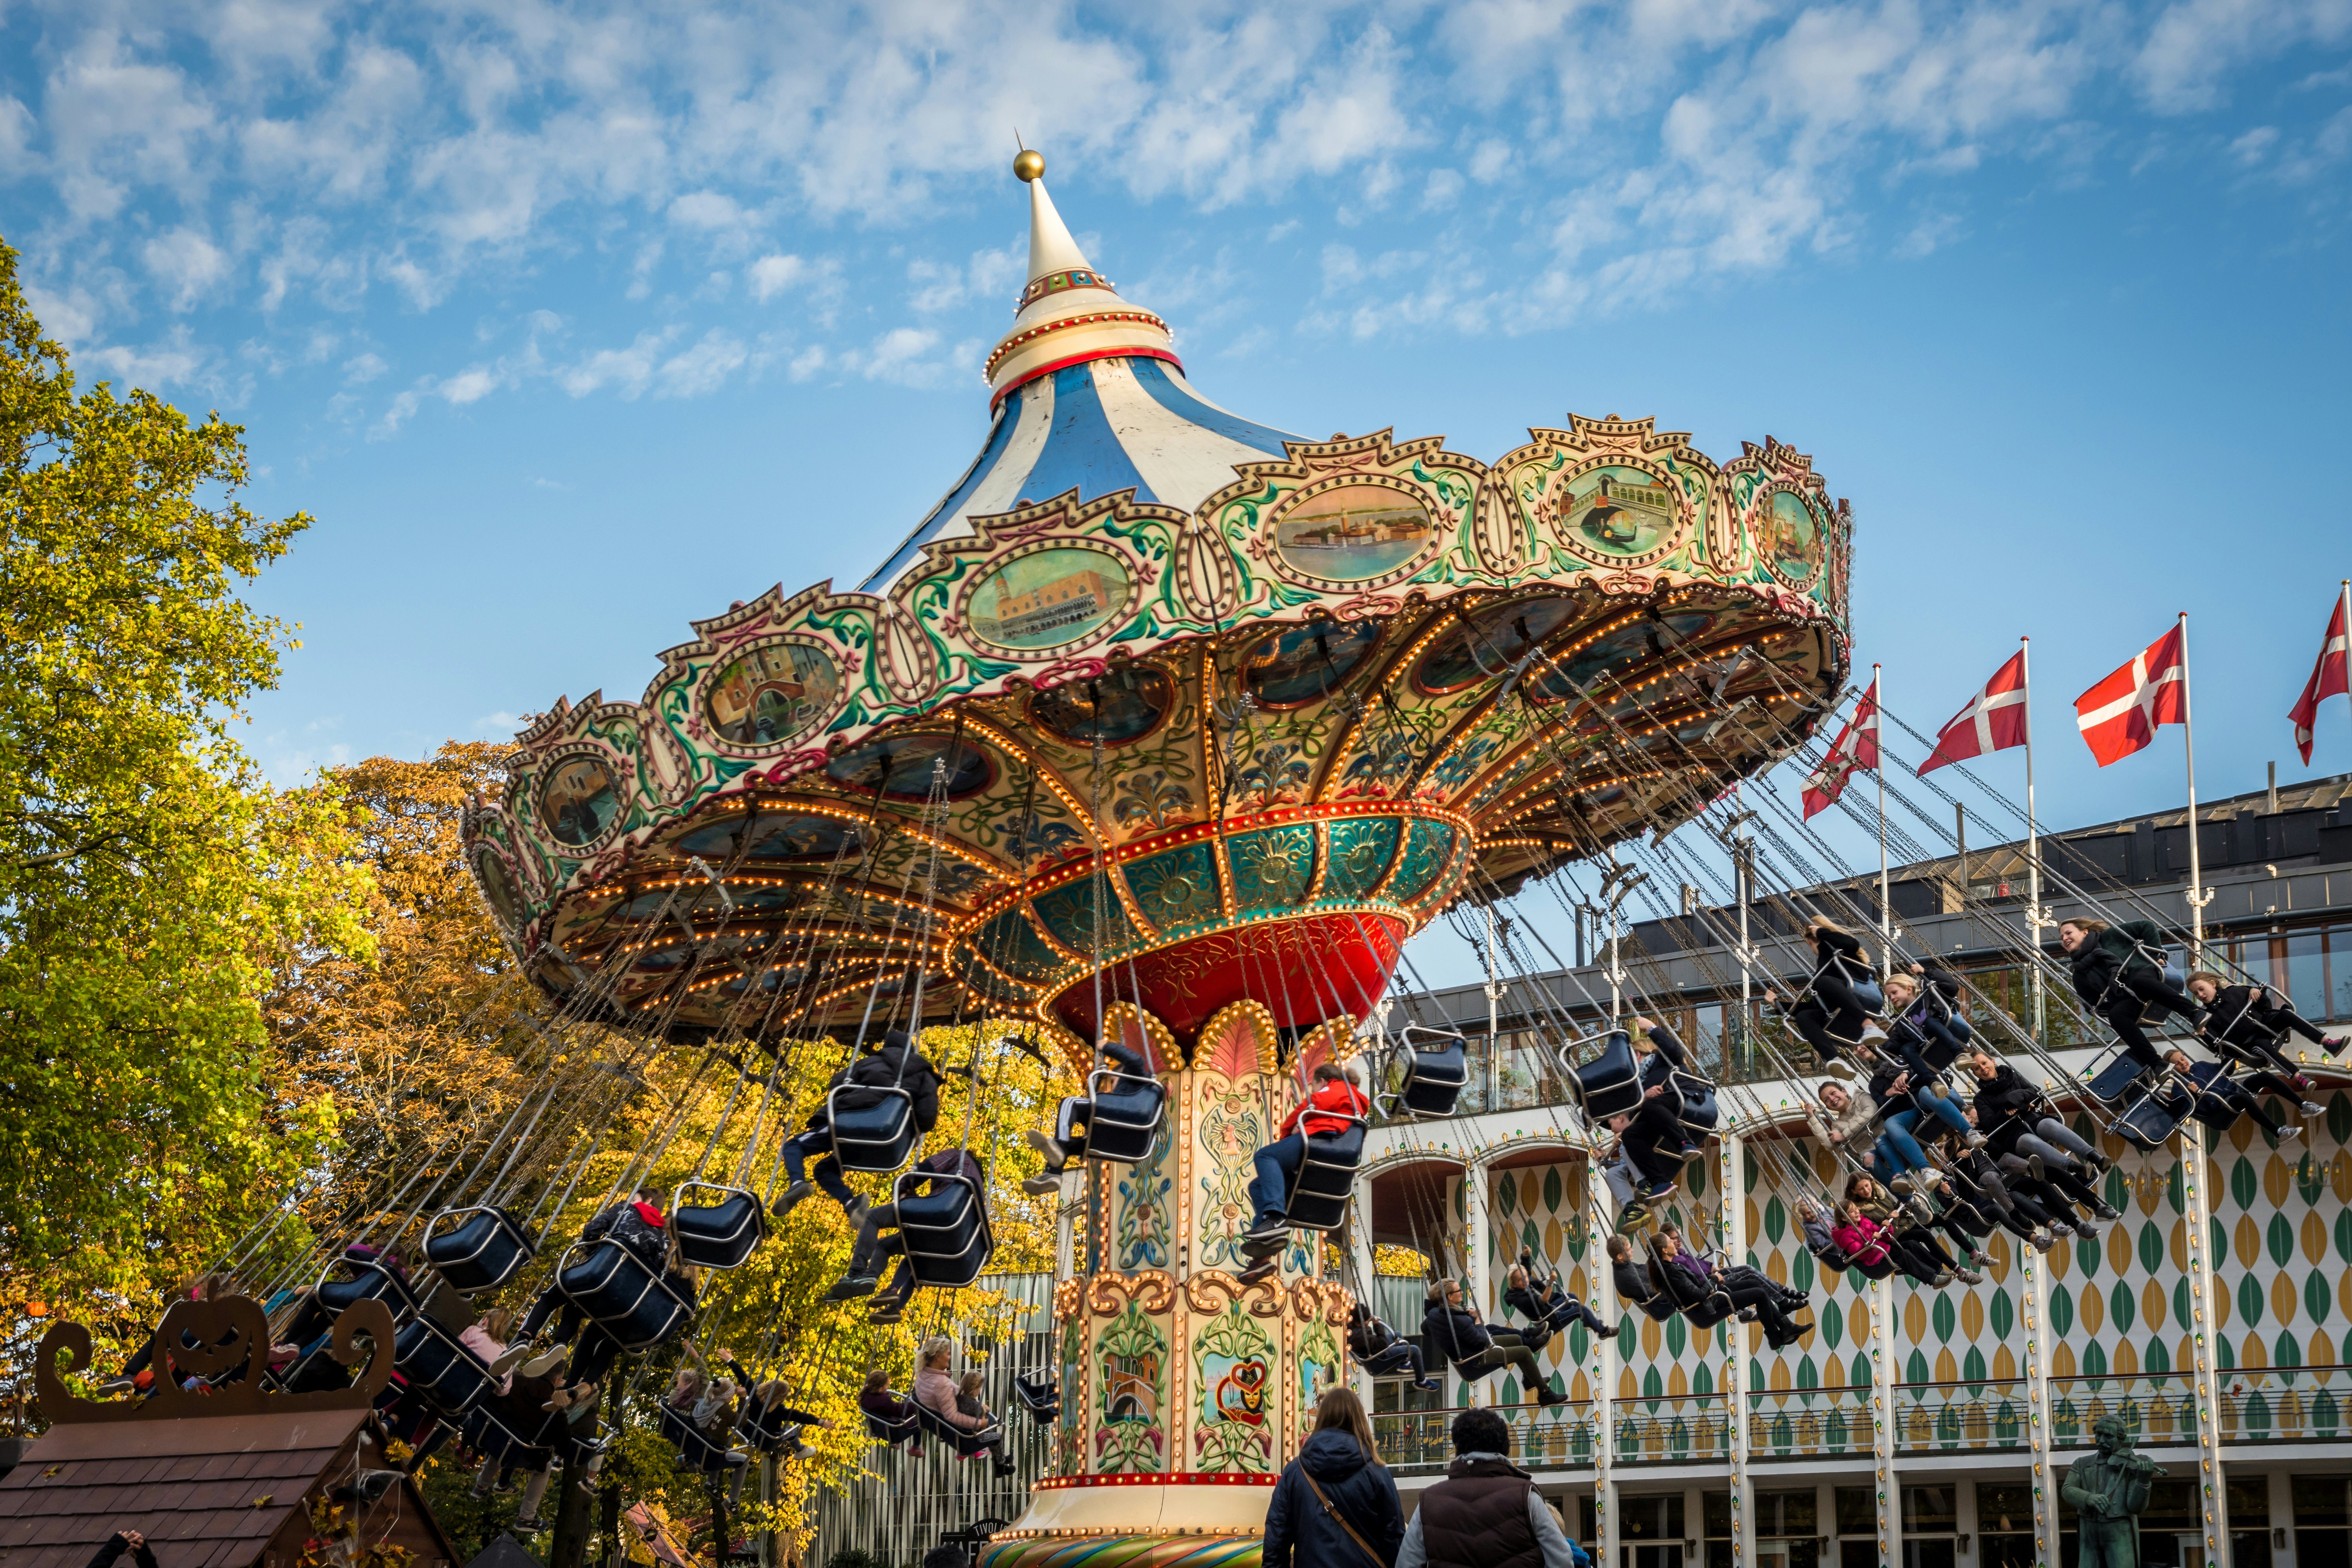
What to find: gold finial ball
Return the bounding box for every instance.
[1013,149,1045,183]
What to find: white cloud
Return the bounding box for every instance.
[656,328,749,397]
[748,253,814,301]
[142,227,233,311]
[341,350,388,383]
[559,328,679,398]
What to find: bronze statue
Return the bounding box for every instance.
[2060,1413,2165,1566]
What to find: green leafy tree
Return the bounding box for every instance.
[0,236,370,1354]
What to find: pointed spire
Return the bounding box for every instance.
[1019,154,1092,283]
[985,146,1178,404]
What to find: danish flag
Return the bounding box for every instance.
[2074,624,2187,767]
[2288,590,2349,765]
[1918,650,2029,775]
[1802,675,1879,819]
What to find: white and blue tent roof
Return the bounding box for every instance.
[862,156,1299,595]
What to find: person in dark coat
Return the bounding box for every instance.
[1606,1234,1675,1321]
[776,1029,943,1222]
[1420,1279,1567,1406]
[2158,1049,2299,1138]
[1762,918,1874,1076]
[1347,1301,1440,1392]
[825,1146,987,1317]
[2060,918,2204,1072]
[1393,1406,1579,1568]
[1263,1386,1406,1568]
[2189,973,2343,1077]
[1611,1017,1702,1198]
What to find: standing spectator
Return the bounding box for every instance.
[1394,1407,1579,1568]
[1264,1385,1405,1568]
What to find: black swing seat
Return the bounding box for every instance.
[1013,1370,1059,1423]
[1564,1031,1644,1122]
[2117,1083,2190,1151]
[911,1398,1003,1457]
[737,1395,819,1455]
[1283,1117,1368,1232]
[422,1205,536,1295]
[459,1402,557,1469]
[555,1239,694,1349]
[1655,1263,1738,1330]
[315,1255,421,1321]
[828,1083,918,1173]
[1672,1067,1720,1138]
[1077,1067,1167,1163]
[660,1405,746,1473]
[1810,1241,1853,1274]
[391,1314,494,1417]
[864,1401,919,1446]
[670,1181,768,1270]
[2083,1046,2154,1104]
[1388,1027,1470,1119]
[898,1173,995,1288]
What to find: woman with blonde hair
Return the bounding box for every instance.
[1263,1385,1404,1568]
[913,1336,1015,1479]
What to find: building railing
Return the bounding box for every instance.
[2217,1366,2352,1443]
[1891,1379,2031,1453]
[2048,1374,2200,1449]
[1614,1393,1730,1463]
[1744,1386,1875,1459]
[1371,1402,1594,1475]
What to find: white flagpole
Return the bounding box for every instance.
[2022,636,2043,1045]
[2180,611,2207,967]
[1875,664,1890,955]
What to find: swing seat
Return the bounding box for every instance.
[737,1395,818,1455]
[1079,1067,1167,1163]
[1564,1031,1644,1122]
[864,1404,920,1447]
[1283,1118,1367,1233]
[554,1239,694,1349]
[2116,1085,2189,1151]
[422,1205,537,1295]
[911,1399,1002,1458]
[898,1173,995,1288]
[670,1181,769,1270]
[660,1405,746,1474]
[1013,1370,1059,1423]
[391,1315,493,1418]
[2082,1047,2152,1104]
[828,1084,918,1174]
[1391,1027,1470,1119]
[314,1255,420,1321]
[1811,1242,1853,1274]
[460,1403,555,1470]
[1673,1069,1720,1138]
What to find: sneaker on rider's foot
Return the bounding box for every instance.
[2303,1101,2327,1118]
[1536,1387,1571,1408]
[2091,1202,2122,1221]
[1970,1250,1993,1267]
[519,1343,572,1378]
[2025,1153,2046,1182]
[1022,1174,1062,1197]
[772,1180,816,1220]
[826,1274,880,1302]
[1822,1059,1857,1080]
[842,1194,871,1228]
[1956,1267,1985,1285]
[1964,1131,1988,1148]
[2279,1124,2303,1143]
[491,1342,534,1377]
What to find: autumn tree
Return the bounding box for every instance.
[0,237,370,1349]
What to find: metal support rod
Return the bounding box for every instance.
[2022,1221,2061,1564]
[1587,1151,1617,1568]
[1721,1129,1753,1568]
[2179,612,2211,967]
[2023,635,2047,1046]
[1870,1269,1899,1568]
[2180,1126,2231,1566]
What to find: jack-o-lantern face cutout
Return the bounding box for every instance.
[152,1297,272,1387]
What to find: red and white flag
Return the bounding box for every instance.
[1802,675,1879,818]
[2288,590,2350,764]
[1919,650,2029,775]
[2075,624,2187,766]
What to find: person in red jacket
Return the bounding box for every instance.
[1243,1061,1370,1248]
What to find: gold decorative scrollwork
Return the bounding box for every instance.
[1087,1270,1178,1316]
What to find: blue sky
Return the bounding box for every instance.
[3,1,2350,986]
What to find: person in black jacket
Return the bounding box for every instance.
[2060,918,2205,1073]
[1347,1301,1441,1392]
[1263,1386,1406,1568]
[776,1030,943,1222]
[1763,918,1874,1076]
[2158,1049,2301,1138]
[826,1147,987,1319]
[1503,1252,1618,1344]
[2189,973,2344,1074]
[1420,1279,1568,1405]
[1607,1016,1704,1200]
[1607,1235,1676,1321]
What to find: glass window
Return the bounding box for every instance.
[1976,1484,2036,1568]
[1836,1486,1877,1535]
[2300,1479,2352,1568]
[1902,1486,1956,1532]
[2229,1475,2274,1568]
[2333,927,2352,1022]
[1704,1493,1731,1538]
[2288,931,2327,1021]
[1759,1491,1818,1536]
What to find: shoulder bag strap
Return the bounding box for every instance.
[1302,1472,1388,1568]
